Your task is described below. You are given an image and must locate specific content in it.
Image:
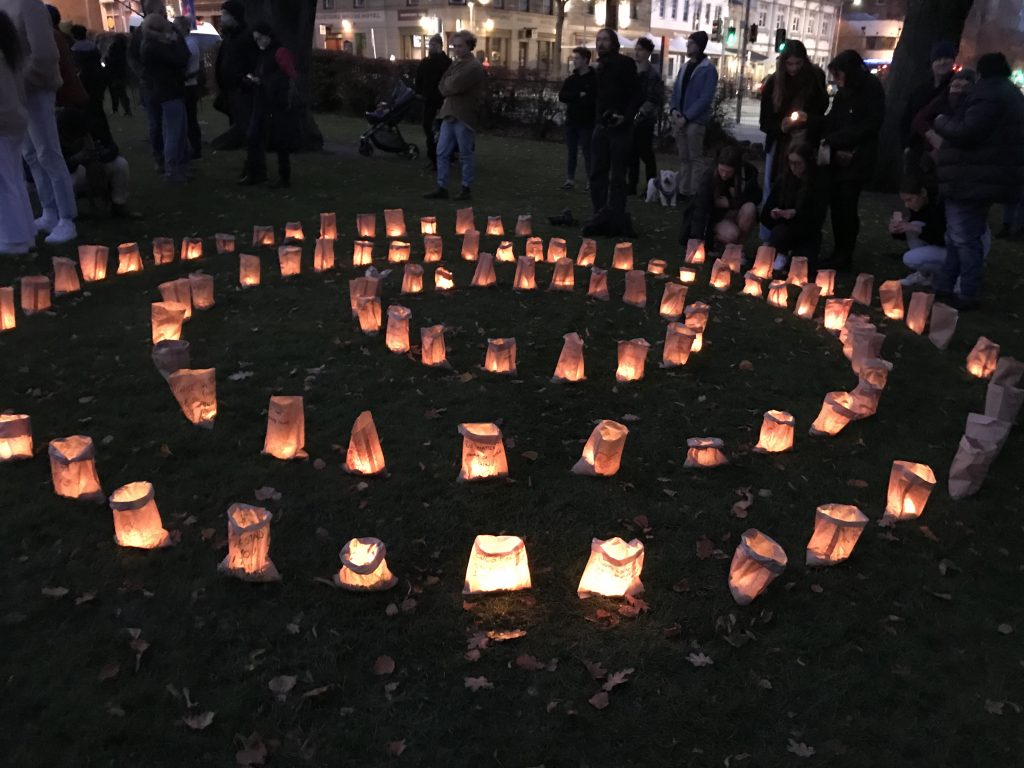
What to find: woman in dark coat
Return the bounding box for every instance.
[691,144,761,248]
[239,22,300,188]
[821,49,885,270]
[760,141,824,272]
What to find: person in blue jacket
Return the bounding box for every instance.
[669,30,718,200]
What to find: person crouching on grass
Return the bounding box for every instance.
[760,142,824,274]
[689,144,761,252]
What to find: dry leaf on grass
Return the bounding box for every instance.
[464,676,493,691]
[268,675,296,698]
[731,487,754,519]
[686,652,714,667]
[236,733,267,766]
[253,486,281,501]
[183,711,215,730]
[373,656,396,675]
[846,479,869,489]
[41,586,69,598]
[786,739,815,757]
[997,623,1014,635]
[588,691,610,709]
[696,536,715,560]
[97,661,120,681]
[515,653,547,671]
[601,668,635,692]
[487,629,526,642]
[387,740,407,757]
[521,450,539,462]
[583,660,607,680]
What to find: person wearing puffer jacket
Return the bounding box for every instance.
[0,0,79,245]
[931,52,1024,310]
[0,9,36,254]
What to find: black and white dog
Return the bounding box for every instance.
[645,169,679,207]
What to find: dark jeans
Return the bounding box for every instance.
[627,120,656,194]
[185,84,202,159]
[565,122,593,181]
[246,110,290,182]
[108,79,131,115]
[589,123,631,225]
[423,105,439,165]
[144,90,164,168]
[767,221,821,265]
[828,176,863,269]
[211,89,253,151]
[938,199,990,301]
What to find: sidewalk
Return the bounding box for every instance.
[722,97,765,145]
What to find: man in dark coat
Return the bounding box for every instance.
[414,34,450,171]
[933,52,1024,310]
[138,0,189,182]
[900,40,955,177]
[821,49,885,270]
[211,0,259,152]
[558,45,595,190]
[583,27,640,238]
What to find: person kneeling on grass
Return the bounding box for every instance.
[759,142,824,273]
[689,144,760,251]
[58,106,138,218]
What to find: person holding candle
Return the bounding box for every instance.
[757,40,827,240]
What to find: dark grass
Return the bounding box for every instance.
[1,113,1023,768]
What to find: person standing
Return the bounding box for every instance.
[932,52,1024,310]
[240,22,300,188]
[557,45,595,191]
[669,31,717,201]
[582,28,639,237]
[424,30,486,201]
[173,15,203,160]
[1,0,79,244]
[69,24,105,112]
[139,1,189,183]
[820,49,885,270]
[627,36,664,197]
[104,33,131,115]
[211,0,258,153]
[414,34,450,172]
[901,41,955,179]
[757,39,828,238]
[0,9,36,254]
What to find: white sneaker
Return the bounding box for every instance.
[44,219,77,245]
[772,254,788,272]
[34,212,58,234]
[953,277,961,295]
[900,270,933,289]
[0,241,32,255]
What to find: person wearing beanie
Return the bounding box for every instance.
[0,0,80,244]
[757,38,827,240]
[212,0,259,153]
[931,51,1024,310]
[900,39,956,178]
[820,49,885,271]
[669,27,718,238]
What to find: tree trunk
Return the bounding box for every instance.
[606,0,619,30]
[244,0,324,150]
[873,0,973,189]
[551,1,568,76]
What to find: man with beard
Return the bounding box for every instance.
[211,0,258,154]
[582,28,639,238]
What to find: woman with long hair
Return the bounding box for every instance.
[758,40,828,237]
[760,142,824,272]
[239,21,300,188]
[0,9,36,254]
[692,144,761,247]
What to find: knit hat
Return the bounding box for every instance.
[977,52,1011,79]
[688,31,709,52]
[929,41,956,63]
[221,0,246,22]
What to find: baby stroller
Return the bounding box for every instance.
[358,78,420,159]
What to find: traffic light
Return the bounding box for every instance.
[726,25,737,46]
[774,28,786,53]
[749,23,758,42]
[711,18,723,42]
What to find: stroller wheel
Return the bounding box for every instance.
[404,144,420,160]
[359,139,373,157]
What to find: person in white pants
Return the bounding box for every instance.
[1,0,77,244]
[0,8,35,254]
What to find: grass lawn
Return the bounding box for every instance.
[1,111,1022,767]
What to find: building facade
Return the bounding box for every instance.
[314,0,651,71]
[651,0,842,87]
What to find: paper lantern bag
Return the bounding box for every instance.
[110,481,172,549]
[552,332,585,383]
[151,339,190,381]
[0,286,15,331]
[471,253,497,287]
[457,423,508,482]
[263,396,307,459]
[49,435,104,502]
[346,411,386,475]
[577,537,645,598]
[218,503,281,582]
[463,535,531,594]
[805,504,867,565]
[729,529,787,605]
[0,414,33,461]
[334,537,398,591]
[168,368,217,428]
[572,420,628,476]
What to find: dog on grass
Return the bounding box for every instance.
[645,169,679,207]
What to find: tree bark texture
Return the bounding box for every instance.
[244,0,324,150]
[873,0,973,189]
[552,1,568,76]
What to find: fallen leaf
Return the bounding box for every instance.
[74,591,96,605]
[998,623,1014,635]
[846,479,869,488]
[520,450,539,462]
[385,603,399,617]
[583,660,607,680]
[918,525,940,542]
[620,413,640,422]
[235,732,267,766]
[373,656,396,676]
[268,675,296,698]
[588,691,610,709]
[810,584,824,594]
[464,649,481,662]
[985,700,1004,715]
[183,711,215,730]
[97,661,120,681]
[738,360,753,371]
[387,740,407,757]
[42,586,69,598]
[786,739,815,757]
[515,654,547,671]
[302,685,331,699]
[696,536,714,560]
[487,629,526,642]
[601,668,635,692]
[253,486,281,501]
[686,652,714,667]
[464,676,493,691]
